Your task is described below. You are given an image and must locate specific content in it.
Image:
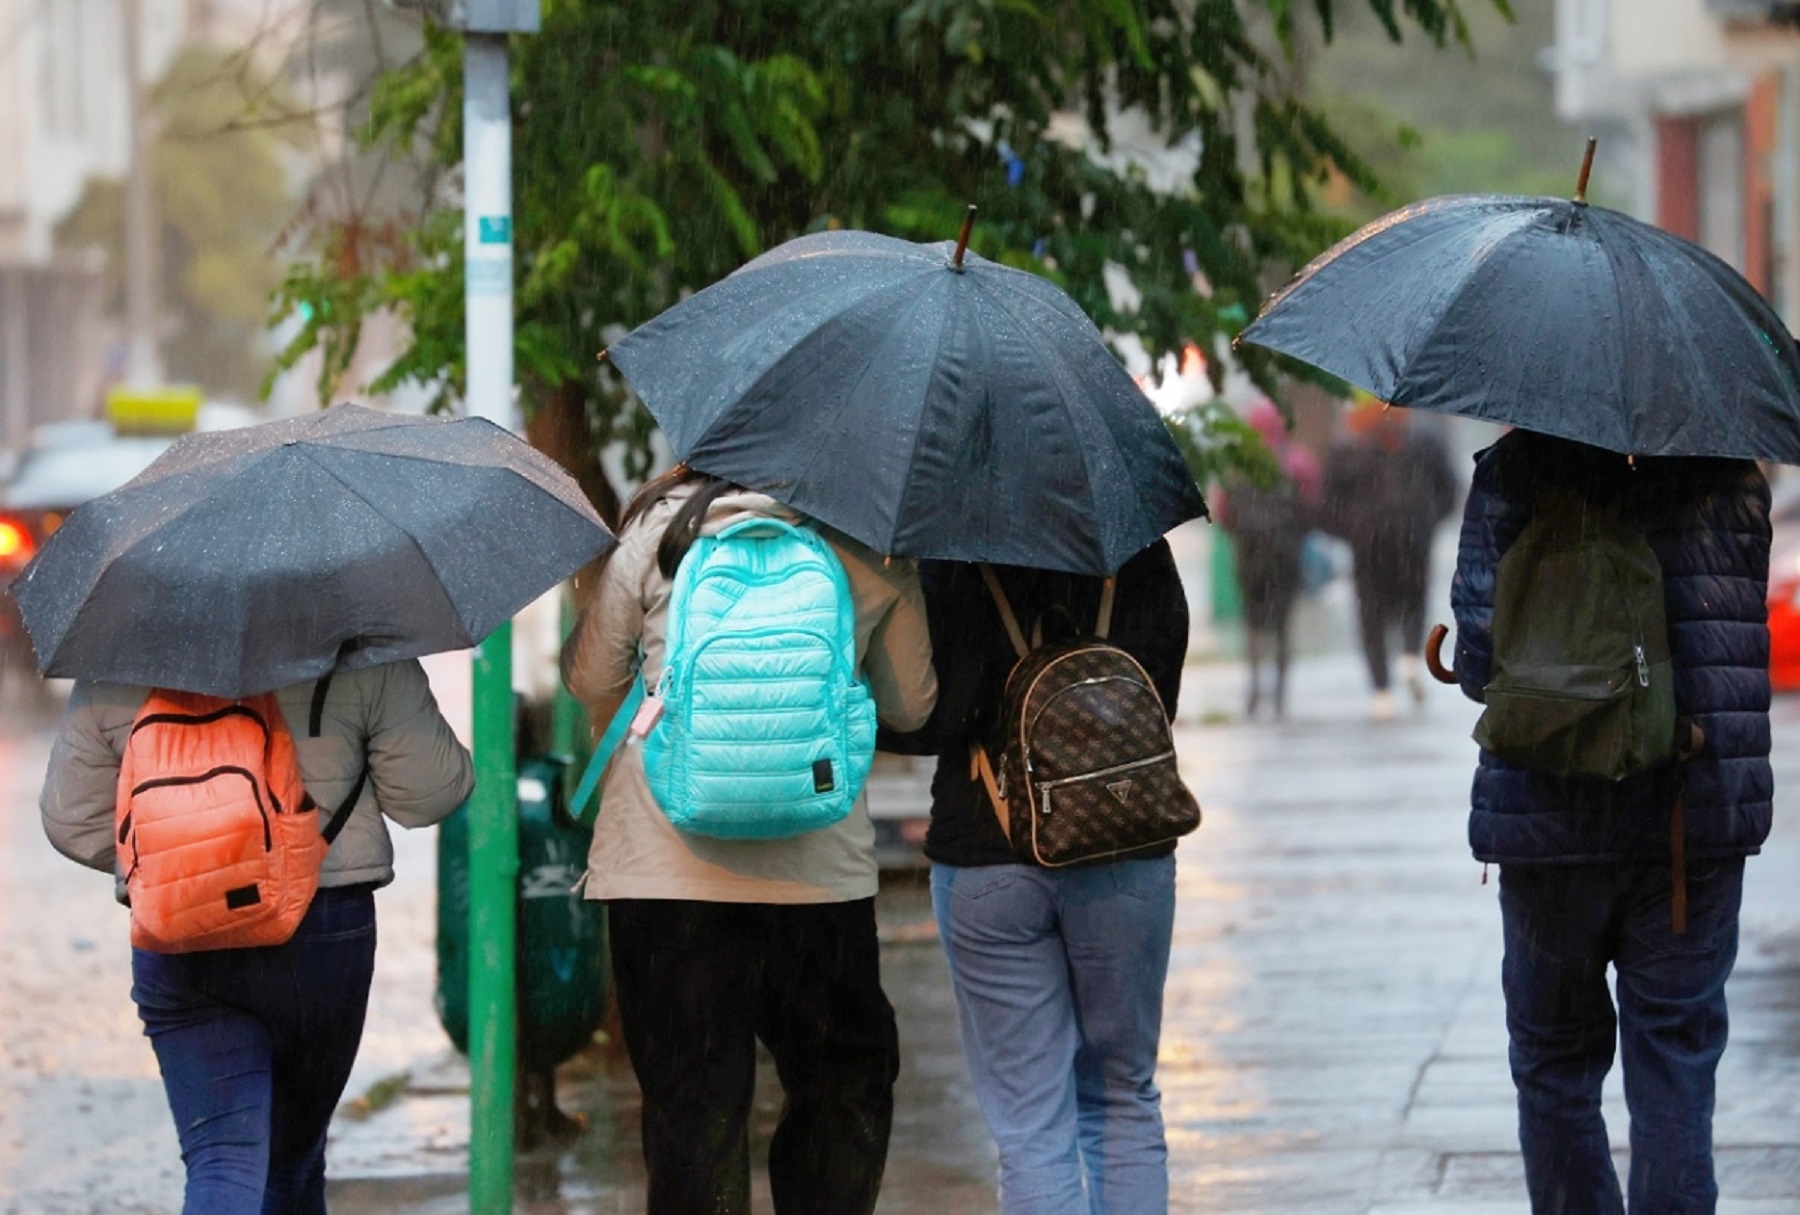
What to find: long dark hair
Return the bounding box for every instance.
[616,464,739,578]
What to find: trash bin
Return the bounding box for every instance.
[436,752,608,1136]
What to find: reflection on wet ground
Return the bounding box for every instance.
[326,873,998,1215]
[7,651,1800,1213]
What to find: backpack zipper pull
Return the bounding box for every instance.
[1634,643,1650,688]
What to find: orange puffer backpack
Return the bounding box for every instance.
[115,686,362,954]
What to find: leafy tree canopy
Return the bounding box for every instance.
[272,0,1511,515]
[58,46,297,402]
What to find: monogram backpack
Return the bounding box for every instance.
[971,564,1201,866]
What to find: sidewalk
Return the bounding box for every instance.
[320,647,1800,1214]
[3,641,1797,1213]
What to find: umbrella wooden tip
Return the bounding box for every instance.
[1574,136,1598,205]
[596,349,609,363]
[951,204,978,272]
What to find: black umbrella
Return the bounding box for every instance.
[1237,189,1800,462]
[10,403,615,697]
[605,225,1207,576]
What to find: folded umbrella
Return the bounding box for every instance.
[1237,191,1800,463]
[10,403,615,697]
[605,226,1208,576]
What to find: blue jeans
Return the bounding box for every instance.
[131,886,378,1215]
[932,857,1176,1215]
[1499,860,1744,1215]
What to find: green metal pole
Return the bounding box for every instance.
[462,26,523,1212]
[467,622,516,1207]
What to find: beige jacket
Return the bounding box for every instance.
[41,659,474,892]
[560,488,937,904]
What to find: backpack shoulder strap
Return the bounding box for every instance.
[304,670,369,846]
[1095,576,1116,640]
[968,742,1013,841]
[978,563,1031,660]
[568,674,645,830]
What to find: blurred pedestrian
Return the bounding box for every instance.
[559,464,937,1215]
[39,663,473,1215]
[1213,397,1322,719]
[880,539,1188,1213]
[1449,428,1772,1213]
[1322,396,1458,718]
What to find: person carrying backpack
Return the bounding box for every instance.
[878,539,1191,1213]
[558,465,937,1215]
[1214,396,1322,719]
[38,660,473,1214]
[1449,428,1773,1214]
[1322,397,1460,718]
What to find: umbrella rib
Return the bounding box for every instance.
[978,279,1139,559]
[684,273,929,512]
[293,447,604,633]
[812,280,951,555]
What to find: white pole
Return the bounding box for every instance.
[463,35,516,431]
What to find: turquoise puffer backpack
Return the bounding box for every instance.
[640,516,877,839]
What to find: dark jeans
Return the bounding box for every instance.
[1499,860,1744,1215]
[1351,554,1428,692]
[131,886,378,1215]
[608,897,900,1215]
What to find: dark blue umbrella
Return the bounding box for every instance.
[605,227,1207,576]
[1237,192,1800,463]
[10,403,615,697]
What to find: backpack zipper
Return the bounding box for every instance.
[125,766,273,850]
[1635,642,1650,688]
[1037,749,1178,815]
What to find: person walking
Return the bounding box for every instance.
[559,464,937,1215]
[880,538,1188,1213]
[1322,396,1458,718]
[39,661,474,1214]
[1214,397,1322,719]
[1449,427,1773,1214]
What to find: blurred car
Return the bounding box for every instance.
[1766,476,1800,692]
[0,419,181,696]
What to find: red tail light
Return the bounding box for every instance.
[0,516,35,562]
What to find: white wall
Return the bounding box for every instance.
[0,0,188,262]
[1610,0,1734,77]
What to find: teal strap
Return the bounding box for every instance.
[570,676,644,830]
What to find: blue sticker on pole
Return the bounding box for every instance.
[478,216,512,244]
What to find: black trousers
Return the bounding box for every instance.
[608,896,901,1215]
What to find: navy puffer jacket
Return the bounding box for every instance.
[1450,430,1772,865]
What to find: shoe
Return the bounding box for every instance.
[1399,655,1426,704]
[1370,689,1396,721]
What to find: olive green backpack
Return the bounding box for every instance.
[1474,490,1678,781]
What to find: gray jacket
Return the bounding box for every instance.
[41,659,474,892]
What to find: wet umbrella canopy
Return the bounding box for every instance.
[10,403,616,697]
[1237,193,1800,463]
[606,228,1208,576]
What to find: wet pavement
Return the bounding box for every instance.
[3,643,1799,1213]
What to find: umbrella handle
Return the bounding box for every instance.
[1424,623,1457,685]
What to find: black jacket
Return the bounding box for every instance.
[879,540,1190,867]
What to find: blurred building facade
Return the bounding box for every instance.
[0,0,184,451]
[1548,1,1800,319]
[0,0,335,454]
